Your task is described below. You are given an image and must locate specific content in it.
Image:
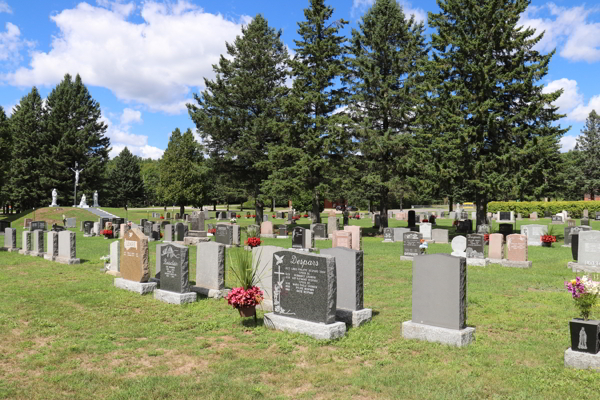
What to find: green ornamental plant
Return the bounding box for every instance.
[226,249,265,310]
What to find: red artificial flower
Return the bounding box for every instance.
[159,216,164,219]
[208,228,216,234]
[423,219,429,223]
[245,237,262,248]
[237,214,241,218]
[226,286,264,308]
[541,235,557,243]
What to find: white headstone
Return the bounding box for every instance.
[451,236,467,257]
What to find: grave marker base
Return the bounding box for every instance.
[29,251,44,258]
[501,260,532,268]
[564,348,600,371]
[114,278,156,294]
[264,313,346,340]
[0,247,19,252]
[18,249,31,256]
[568,262,600,274]
[183,237,211,246]
[54,256,81,265]
[402,321,475,347]
[276,236,288,239]
[154,289,197,305]
[400,256,415,261]
[466,258,489,267]
[43,253,55,261]
[190,285,229,299]
[261,234,277,239]
[336,308,372,328]
[382,239,394,243]
[487,258,504,265]
[106,270,121,277]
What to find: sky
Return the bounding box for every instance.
[0,0,599,159]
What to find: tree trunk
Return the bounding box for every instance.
[475,194,487,229]
[369,199,372,213]
[271,198,275,212]
[179,204,185,217]
[255,185,263,226]
[379,188,389,234]
[312,191,321,224]
[213,202,217,211]
[448,196,453,212]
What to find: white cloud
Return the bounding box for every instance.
[0,22,32,64]
[4,1,250,114]
[544,78,600,123]
[560,135,579,152]
[104,108,164,159]
[519,3,600,62]
[351,0,426,23]
[120,108,142,125]
[0,1,12,14]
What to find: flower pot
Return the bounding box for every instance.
[570,319,600,354]
[238,306,256,318]
[541,241,552,248]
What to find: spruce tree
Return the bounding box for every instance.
[0,106,11,211]
[9,87,46,210]
[264,0,349,223]
[188,15,289,225]
[575,110,600,199]
[157,128,206,216]
[43,74,110,206]
[424,0,567,226]
[346,0,428,232]
[109,147,146,207]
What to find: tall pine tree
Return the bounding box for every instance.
[43,74,110,206]
[264,0,349,223]
[0,106,11,212]
[346,0,428,232]
[109,147,146,207]
[424,0,566,226]
[188,14,289,225]
[575,110,600,199]
[157,128,206,216]
[9,87,46,210]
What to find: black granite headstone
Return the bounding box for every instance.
[466,234,485,258]
[30,221,46,231]
[407,211,415,227]
[0,220,10,234]
[571,233,579,261]
[272,250,336,324]
[552,215,563,223]
[403,232,422,257]
[498,224,513,237]
[83,221,94,235]
[569,319,600,354]
[292,227,305,249]
[158,243,189,293]
[500,211,511,220]
[279,225,287,236]
[544,211,551,218]
[429,215,436,225]
[383,228,393,241]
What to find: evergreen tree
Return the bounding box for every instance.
[555,150,585,201]
[264,0,349,223]
[9,87,46,210]
[139,158,161,207]
[345,0,428,232]
[43,73,110,206]
[424,0,567,226]
[157,128,206,216]
[109,147,146,207]
[575,110,600,199]
[0,106,11,211]
[188,15,289,225]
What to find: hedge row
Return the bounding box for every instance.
[487,201,600,219]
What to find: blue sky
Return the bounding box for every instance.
[0,0,598,159]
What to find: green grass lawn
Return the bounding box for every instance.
[1,211,600,399]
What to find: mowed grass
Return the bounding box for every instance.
[1,210,600,399]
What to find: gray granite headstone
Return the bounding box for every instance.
[565,226,592,246]
[578,230,600,268]
[383,227,393,242]
[215,224,233,245]
[175,222,187,241]
[164,224,175,242]
[152,223,161,241]
[466,234,485,259]
[83,221,94,236]
[403,232,422,257]
[143,221,153,237]
[158,243,189,293]
[321,248,363,311]
[21,231,32,252]
[31,230,44,255]
[46,231,58,259]
[412,254,467,330]
[3,228,16,249]
[432,229,449,244]
[312,223,327,239]
[393,228,410,242]
[520,224,547,246]
[196,241,225,290]
[109,240,120,272]
[252,245,285,309]
[58,231,76,260]
[65,218,76,228]
[272,250,336,324]
[279,225,287,237]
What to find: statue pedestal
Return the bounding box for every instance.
[49,204,59,207]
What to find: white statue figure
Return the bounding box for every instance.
[93,190,99,207]
[70,162,84,186]
[50,188,58,207]
[79,194,88,208]
[578,327,587,350]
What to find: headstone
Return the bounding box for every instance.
[456,219,472,234]
[30,221,46,231]
[466,234,485,259]
[407,210,415,227]
[252,245,285,311]
[429,215,436,225]
[263,214,269,222]
[552,215,563,224]
[271,250,336,324]
[191,214,205,232]
[278,224,288,237]
[143,221,153,238]
[30,230,44,257]
[565,226,592,246]
[292,226,306,249]
[449,211,456,220]
[506,234,528,262]
[343,226,361,251]
[43,231,59,261]
[583,209,589,218]
[451,236,467,257]
[175,213,180,220]
[567,219,576,227]
[312,223,327,239]
[520,224,547,246]
[166,212,171,219]
[24,218,32,228]
[419,223,432,240]
[374,214,380,229]
[332,231,352,249]
[383,227,393,242]
[327,216,338,236]
[65,218,76,228]
[408,254,468,331]
[403,232,422,257]
[530,212,538,220]
[175,222,188,241]
[157,243,190,293]
[477,224,490,234]
[215,224,234,246]
[120,228,149,282]
[577,231,600,268]
[0,220,9,235]
[488,233,504,260]
[56,231,80,264]
[2,228,17,250]
[109,240,120,273]
[497,211,514,222]
[19,231,31,255]
[581,218,590,226]
[431,229,449,244]
[498,223,513,238]
[93,222,100,236]
[151,223,161,241]
[195,241,225,291]
[261,221,274,235]
[164,224,175,242]
[572,233,580,261]
[83,221,94,236]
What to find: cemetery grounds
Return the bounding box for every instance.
[1,207,600,399]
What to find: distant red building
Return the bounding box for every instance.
[584,193,600,201]
[324,199,347,209]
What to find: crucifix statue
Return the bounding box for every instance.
[70,162,84,206]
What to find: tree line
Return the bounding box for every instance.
[0,0,597,232]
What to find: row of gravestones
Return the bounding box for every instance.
[257,221,362,251]
[383,225,448,243]
[1,228,79,264]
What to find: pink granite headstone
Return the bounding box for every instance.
[343,225,362,251]
[332,231,352,249]
[261,221,273,235]
[506,234,528,262]
[488,233,504,260]
[529,212,537,220]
